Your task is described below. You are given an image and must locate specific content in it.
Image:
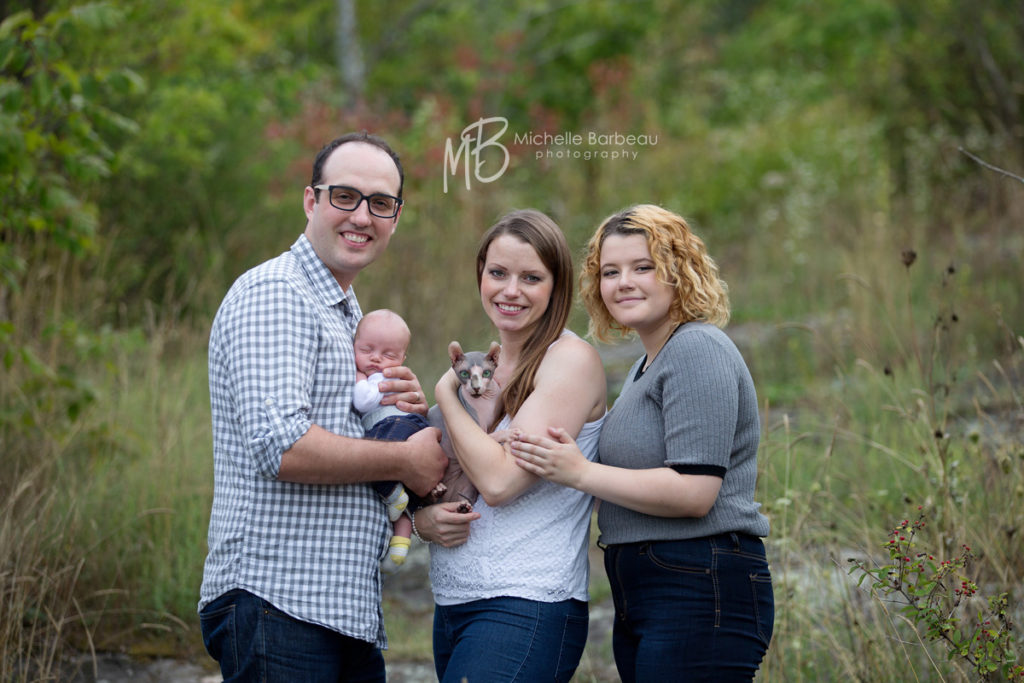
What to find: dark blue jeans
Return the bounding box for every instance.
[366,413,430,501]
[604,533,774,682]
[432,596,589,683]
[200,589,385,682]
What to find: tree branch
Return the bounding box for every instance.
[958,146,1024,184]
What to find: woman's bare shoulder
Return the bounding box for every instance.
[543,332,604,370]
[536,333,607,421]
[509,339,606,431]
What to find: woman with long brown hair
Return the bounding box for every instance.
[414,209,607,682]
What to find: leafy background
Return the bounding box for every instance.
[2,0,1022,680]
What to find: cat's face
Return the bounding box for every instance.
[453,355,496,397]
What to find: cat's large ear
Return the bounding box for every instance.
[448,340,465,365]
[486,341,500,365]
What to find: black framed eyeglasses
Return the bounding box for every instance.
[313,184,403,219]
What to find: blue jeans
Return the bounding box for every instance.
[604,533,774,682]
[200,589,385,682]
[367,413,430,501]
[432,596,589,683]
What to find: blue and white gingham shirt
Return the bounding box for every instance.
[199,234,391,647]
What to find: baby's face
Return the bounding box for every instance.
[354,319,409,375]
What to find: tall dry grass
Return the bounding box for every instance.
[755,205,1024,680]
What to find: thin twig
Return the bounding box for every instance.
[958,146,1024,184]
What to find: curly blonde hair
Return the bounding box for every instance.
[580,204,730,343]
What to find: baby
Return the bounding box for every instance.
[352,309,431,573]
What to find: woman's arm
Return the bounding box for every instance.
[435,336,606,507]
[512,427,722,517]
[515,330,739,518]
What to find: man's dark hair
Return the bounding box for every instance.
[310,131,405,200]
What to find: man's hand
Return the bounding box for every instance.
[413,502,480,547]
[379,365,427,415]
[401,427,448,497]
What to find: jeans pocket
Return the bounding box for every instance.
[554,611,589,683]
[645,543,710,576]
[200,601,238,677]
[748,569,775,646]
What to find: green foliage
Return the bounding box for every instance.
[0,4,141,488]
[0,3,137,289]
[362,0,656,130]
[88,1,311,319]
[711,0,1024,195]
[1,0,1022,678]
[849,512,1024,681]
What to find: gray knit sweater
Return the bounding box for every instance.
[596,322,770,544]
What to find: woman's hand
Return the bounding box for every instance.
[412,502,480,548]
[379,366,427,415]
[511,426,589,490]
[433,368,460,402]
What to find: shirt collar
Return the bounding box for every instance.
[291,234,355,308]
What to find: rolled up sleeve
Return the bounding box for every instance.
[223,280,319,479]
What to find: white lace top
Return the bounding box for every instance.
[429,412,605,605]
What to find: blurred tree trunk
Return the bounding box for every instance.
[335,0,365,109]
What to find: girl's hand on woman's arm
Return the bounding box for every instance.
[514,426,722,518]
[511,427,589,489]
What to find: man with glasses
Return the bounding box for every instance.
[199,132,459,681]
